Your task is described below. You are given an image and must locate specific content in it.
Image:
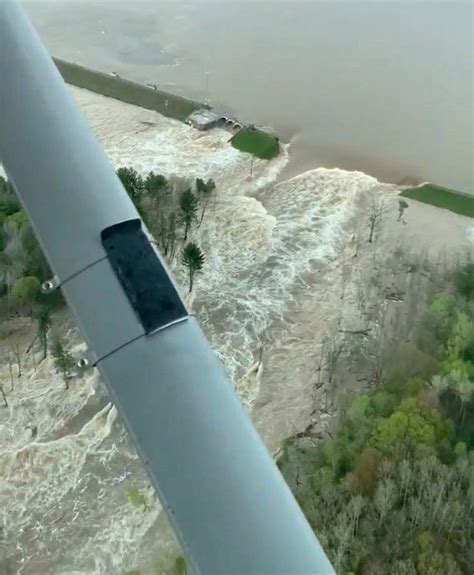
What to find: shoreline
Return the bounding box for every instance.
[54,58,472,202]
[54,58,280,160]
[54,57,203,121]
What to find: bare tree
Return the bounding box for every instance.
[0,385,8,408]
[320,332,346,410]
[7,352,14,392]
[367,196,386,243]
[10,343,21,378]
[374,478,396,526]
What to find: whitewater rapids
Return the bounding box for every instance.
[1,87,392,574]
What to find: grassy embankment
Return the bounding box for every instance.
[54,58,202,122]
[54,59,280,160]
[230,126,279,160]
[401,183,474,218]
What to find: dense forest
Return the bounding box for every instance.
[279,262,474,574]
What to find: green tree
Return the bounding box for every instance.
[179,189,198,241]
[182,242,205,292]
[0,251,14,296]
[429,292,458,340]
[51,332,75,389]
[373,396,455,456]
[0,176,20,216]
[349,447,381,496]
[117,167,144,201]
[21,224,50,281]
[11,275,40,310]
[1,219,29,289]
[34,305,52,361]
[145,171,168,203]
[0,214,6,251]
[455,262,474,299]
[447,310,474,363]
[155,210,178,259]
[6,211,28,230]
[126,486,148,510]
[415,532,462,575]
[195,177,216,226]
[171,557,187,575]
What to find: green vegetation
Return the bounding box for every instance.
[54,58,202,122]
[171,556,188,575]
[117,167,213,291]
[279,262,474,574]
[117,166,144,201]
[54,59,282,160]
[33,305,52,361]
[126,486,149,510]
[51,332,75,389]
[196,178,216,226]
[455,263,474,300]
[400,184,474,218]
[179,188,199,241]
[0,175,60,319]
[11,276,41,309]
[120,556,187,575]
[230,126,280,160]
[0,167,213,327]
[182,243,205,293]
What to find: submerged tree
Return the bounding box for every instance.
[367,196,386,243]
[179,189,199,241]
[398,199,409,222]
[51,332,75,389]
[0,384,7,408]
[163,211,179,258]
[196,177,216,226]
[33,305,52,361]
[182,242,205,292]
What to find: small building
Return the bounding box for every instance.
[187,109,221,131]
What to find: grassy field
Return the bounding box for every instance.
[230,127,280,160]
[54,58,202,122]
[400,183,474,218]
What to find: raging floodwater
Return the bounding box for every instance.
[0,88,388,573]
[22,0,473,193]
[2,2,473,570]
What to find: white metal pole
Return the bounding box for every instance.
[0,2,335,573]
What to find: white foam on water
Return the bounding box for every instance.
[2,88,382,573]
[196,167,379,380]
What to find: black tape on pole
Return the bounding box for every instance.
[101,219,187,332]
